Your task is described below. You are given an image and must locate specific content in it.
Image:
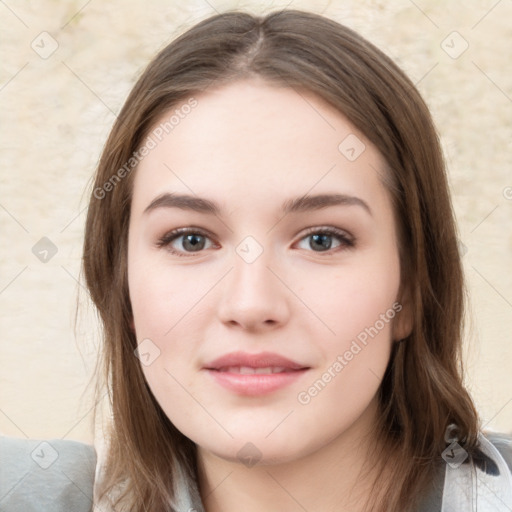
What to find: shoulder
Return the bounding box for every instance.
[416,430,512,512]
[0,436,96,512]
[440,430,512,511]
[485,430,512,473]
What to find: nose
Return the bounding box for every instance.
[217,249,291,332]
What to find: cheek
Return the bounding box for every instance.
[128,251,209,338]
[293,266,398,435]
[127,254,217,392]
[307,273,396,391]
[128,260,207,424]
[292,253,401,344]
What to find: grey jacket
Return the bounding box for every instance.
[0,436,96,511]
[1,432,511,511]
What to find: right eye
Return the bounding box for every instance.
[157,228,217,257]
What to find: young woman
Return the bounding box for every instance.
[82,9,512,512]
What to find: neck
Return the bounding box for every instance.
[195,399,391,512]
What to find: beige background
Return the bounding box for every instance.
[1,0,511,445]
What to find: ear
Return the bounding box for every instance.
[392,284,414,341]
[129,316,136,332]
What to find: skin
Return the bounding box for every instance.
[128,78,413,512]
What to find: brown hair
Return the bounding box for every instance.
[83,9,480,511]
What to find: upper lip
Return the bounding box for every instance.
[203,351,309,370]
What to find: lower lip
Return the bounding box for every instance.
[204,369,309,396]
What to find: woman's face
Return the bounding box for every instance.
[127,79,411,465]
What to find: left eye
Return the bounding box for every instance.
[296,229,354,252]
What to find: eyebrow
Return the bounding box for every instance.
[143,192,372,217]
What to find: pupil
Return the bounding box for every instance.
[311,234,331,251]
[183,234,205,251]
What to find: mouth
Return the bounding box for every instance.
[203,350,308,371]
[203,351,310,395]
[211,366,301,374]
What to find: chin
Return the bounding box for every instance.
[195,430,316,468]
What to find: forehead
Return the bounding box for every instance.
[132,79,389,214]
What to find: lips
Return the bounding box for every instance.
[203,351,310,395]
[203,351,308,372]
[216,366,291,374]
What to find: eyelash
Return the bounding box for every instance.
[156,226,355,257]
